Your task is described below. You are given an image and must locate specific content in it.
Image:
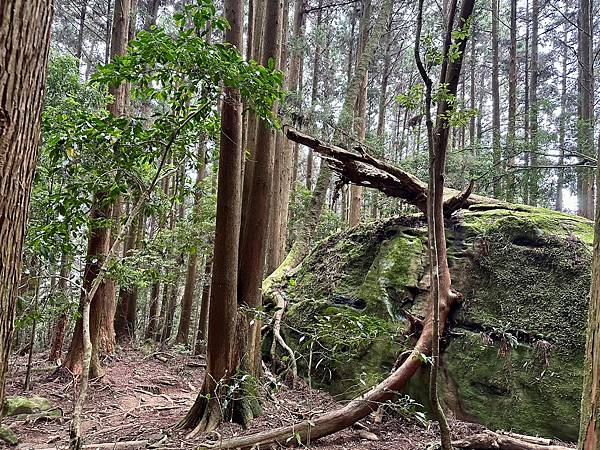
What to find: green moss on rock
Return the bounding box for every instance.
[282,206,592,441]
[2,396,51,416]
[0,426,17,446]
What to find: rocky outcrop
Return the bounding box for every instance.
[281,203,592,441]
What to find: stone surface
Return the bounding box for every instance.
[282,204,592,441]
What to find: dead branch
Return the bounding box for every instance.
[37,440,148,450]
[452,430,572,450]
[285,127,490,215]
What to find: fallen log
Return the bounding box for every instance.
[37,439,148,450]
[285,127,500,216]
[452,430,572,450]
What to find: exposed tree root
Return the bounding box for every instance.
[197,282,458,450]
[269,290,297,380]
[452,430,572,450]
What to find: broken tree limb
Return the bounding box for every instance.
[452,430,572,450]
[285,127,498,217]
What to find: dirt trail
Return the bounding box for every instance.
[3,348,524,449]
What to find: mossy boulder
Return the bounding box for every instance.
[2,396,52,416]
[282,204,591,441]
[0,426,17,446]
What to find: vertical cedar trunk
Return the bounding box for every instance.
[143,0,161,30]
[349,0,372,227]
[241,0,266,232]
[175,146,208,345]
[577,0,594,220]
[490,0,501,199]
[237,0,284,406]
[306,0,323,191]
[522,0,530,205]
[579,64,600,445]
[62,198,113,378]
[144,216,161,339]
[373,19,392,219]
[179,0,244,433]
[528,0,539,206]
[468,28,476,150]
[0,0,53,407]
[556,24,568,212]
[194,261,212,356]
[76,0,89,62]
[266,0,290,275]
[505,0,517,203]
[264,0,394,292]
[64,0,130,375]
[114,214,141,342]
[49,254,71,362]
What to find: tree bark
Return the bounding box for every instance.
[178,0,245,434]
[49,254,70,363]
[349,0,371,227]
[0,0,53,408]
[528,0,539,206]
[505,0,517,202]
[63,0,131,376]
[577,0,594,220]
[194,261,212,356]
[175,146,207,345]
[556,23,568,212]
[491,0,501,199]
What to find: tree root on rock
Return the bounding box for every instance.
[269,290,297,380]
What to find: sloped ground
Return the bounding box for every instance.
[2,348,517,449]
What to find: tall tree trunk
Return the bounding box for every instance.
[528,0,539,206]
[577,0,594,219]
[349,0,372,227]
[556,23,568,212]
[264,0,394,292]
[76,0,89,62]
[306,0,322,190]
[523,0,530,205]
[114,213,142,342]
[505,0,517,202]
[266,0,291,275]
[175,146,207,345]
[179,0,245,433]
[236,0,284,416]
[63,0,131,376]
[0,0,53,408]
[49,254,70,363]
[194,260,212,355]
[469,27,476,150]
[579,92,600,450]
[491,0,502,199]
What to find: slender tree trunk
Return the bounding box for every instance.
[491,0,501,199]
[577,0,594,219]
[556,23,568,212]
[523,0,530,205]
[179,0,245,433]
[306,0,322,190]
[505,0,517,202]
[175,146,207,345]
[349,0,372,227]
[49,254,70,363]
[76,0,89,62]
[64,0,130,376]
[194,261,212,356]
[528,0,539,206]
[469,28,476,150]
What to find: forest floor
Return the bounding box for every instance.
[3,347,564,450]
